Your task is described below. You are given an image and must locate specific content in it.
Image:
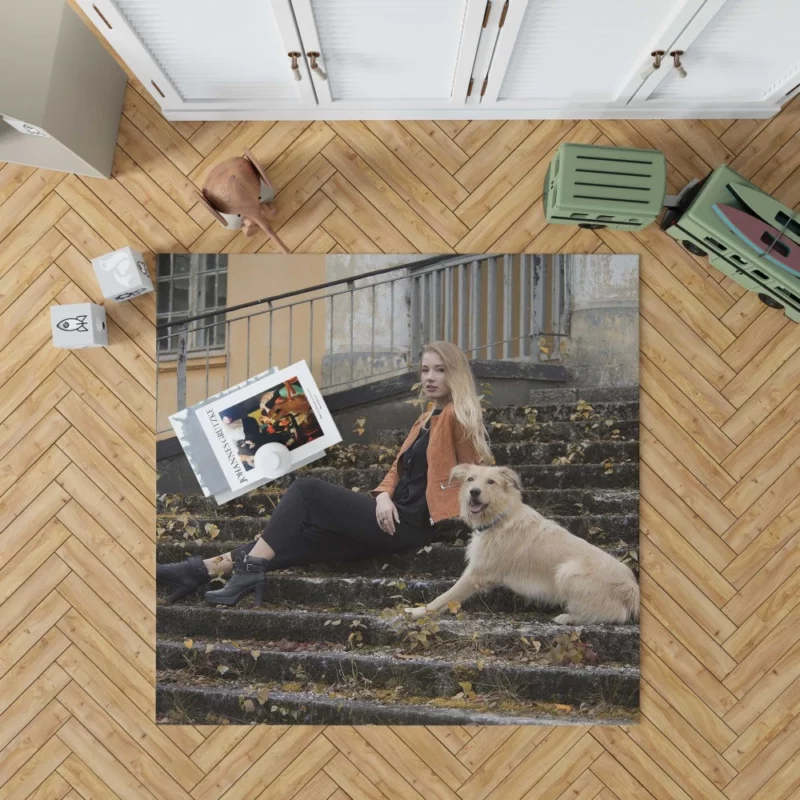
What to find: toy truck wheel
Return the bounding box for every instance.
[758,293,784,310]
[578,223,606,229]
[682,240,707,257]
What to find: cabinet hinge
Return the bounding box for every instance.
[467,77,474,97]
[499,0,509,27]
[482,0,492,27]
[480,77,488,97]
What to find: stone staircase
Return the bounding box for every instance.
[156,388,640,726]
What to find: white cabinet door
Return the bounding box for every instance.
[287,0,486,109]
[633,0,800,109]
[77,0,317,112]
[480,0,706,109]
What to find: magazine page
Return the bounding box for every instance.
[169,367,280,498]
[196,360,342,492]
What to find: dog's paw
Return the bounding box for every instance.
[404,606,428,620]
[553,613,578,625]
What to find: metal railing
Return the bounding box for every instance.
[156,254,571,433]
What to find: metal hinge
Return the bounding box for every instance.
[467,77,474,97]
[482,0,492,27]
[499,0,509,27]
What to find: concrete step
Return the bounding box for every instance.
[525,387,639,406]
[265,463,637,494]
[157,637,639,709]
[157,573,641,616]
[156,680,638,726]
[157,534,637,582]
[378,419,639,446]
[157,511,638,549]
[156,606,639,665]
[158,488,639,520]
[482,400,638,424]
[325,439,638,470]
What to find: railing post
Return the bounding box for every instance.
[531,255,544,363]
[458,263,467,350]
[176,323,188,411]
[503,255,513,359]
[470,260,480,358]
[487,256,497,359]
[410,274,421,366]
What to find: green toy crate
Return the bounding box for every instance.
[660,164,800,322]
[543,143,667,231]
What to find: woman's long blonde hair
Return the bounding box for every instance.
[420,341,492,464]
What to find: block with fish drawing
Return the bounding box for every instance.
[91,246,154,302]
[50,303,107,349]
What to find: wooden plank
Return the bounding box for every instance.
[721,348,800,444]
[122,85,202,175]
[111,147,203,248]
[641,396,737,507]
[56,355,153,464]
[640,319,736,427]
[639,645,737,752]
[0,664,70,755]
[321,173,411,253]
[329,121,468,247]
[0,698,71,791]
[364,120,469,210]
[400,121,469,174]
[56,717,158,800]
[640,355,735,464]
[0,228,68,316]
[116,115,201,211]
[640,462,736,572]
[723,638,800,734]
[455,120,576,229]
[0,169,65,242]
[640,680,737,790]
[722,495,800,589]
[0,264,70,345]
[323,137,447,252]
[640,285,736,388]
[640,571,738,684]
[321,207,379,253]
[641,501,736,609]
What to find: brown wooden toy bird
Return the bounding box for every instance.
[196,148,289,253]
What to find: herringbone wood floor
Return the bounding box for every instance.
[3,43,800,797]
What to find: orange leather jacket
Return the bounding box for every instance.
[371,403,482,523]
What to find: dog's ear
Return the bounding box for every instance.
[449,464,472,485]
[497,467,523,493]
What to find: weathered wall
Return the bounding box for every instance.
[560,254,639,388]
[323,255,419,388]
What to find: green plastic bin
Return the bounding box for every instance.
[544,143,667,231]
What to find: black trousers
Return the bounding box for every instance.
[231,477,435,570]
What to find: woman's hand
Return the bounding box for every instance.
[375,492,400,535]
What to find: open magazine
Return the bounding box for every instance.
[170,361,341,504]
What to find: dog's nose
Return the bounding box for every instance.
[469,488,481,498]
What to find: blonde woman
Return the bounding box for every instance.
[157,342,492,608]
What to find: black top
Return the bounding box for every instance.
[392,409,441,527]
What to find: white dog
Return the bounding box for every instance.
[405,464,639,625]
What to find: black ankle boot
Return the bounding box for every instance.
[204,555,268,608]
[156,556,210,603]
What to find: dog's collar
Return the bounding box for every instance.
[472,511,508,533]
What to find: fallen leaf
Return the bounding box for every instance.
[184,639,193,649]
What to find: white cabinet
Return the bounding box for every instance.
[632,0,800,108]
[288,0,486,109]
[76,0,800,120]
